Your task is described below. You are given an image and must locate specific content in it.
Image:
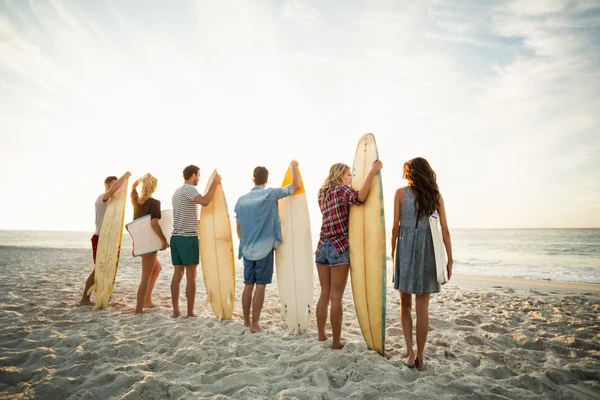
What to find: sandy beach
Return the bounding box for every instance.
[0,246,599,399]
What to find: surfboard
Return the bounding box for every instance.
[430,212,449,285]
[349,133,386,355]
[89,178,129,310]
[199,170,235,321]
[276,166,314,334]
[126,209,174,257]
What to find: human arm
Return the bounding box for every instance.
[357,160,383,203]
[391,188,404,258]
[290,160,301,192]
[193,173,222,206]
[151,218,168,250]
[437,194,453,280]
[150,200,168,250]
[103,171,131,201]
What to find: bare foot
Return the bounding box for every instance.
[144,302,158,309]
[172,310,182,318]
[135,310,143,315]
[402,352,416,368]
[318,334,328,342]
[78,299,95,306]
[244,321,251,327]
[187,313,198,318]
[415,357,427,372]
[332,342,345,350]
[250,324,263,333]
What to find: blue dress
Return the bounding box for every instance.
[394,187,440,294]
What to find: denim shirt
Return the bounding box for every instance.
[234,185,294,261]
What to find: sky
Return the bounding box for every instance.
[0,0,599,232]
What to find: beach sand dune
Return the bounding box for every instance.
[0,247,599,399]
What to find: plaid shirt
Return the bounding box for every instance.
[317,185,362,254]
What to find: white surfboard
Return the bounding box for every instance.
[199,170,236,321]
[276,166,314,334]
[126,209,174,257]
[430,212,448,285]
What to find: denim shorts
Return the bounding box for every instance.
[243,250,274,284]
[315,240,350,267]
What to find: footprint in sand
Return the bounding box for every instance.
[464,335,488,346]
[480,323,509,334]
[454,318,476,327]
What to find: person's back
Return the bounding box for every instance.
[169,164,221,318]
[172,184,200,237]
[396,186,438,295]
[235,186,291,261]
[235,161,301,333]
[391,157,453,371]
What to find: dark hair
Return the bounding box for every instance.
[104,176,117,185]
[403,157,440,221]
[253,166,269,185]
[183,165,200,180]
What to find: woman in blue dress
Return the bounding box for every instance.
[391,157,453,371]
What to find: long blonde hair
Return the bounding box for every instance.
[139,173,157,203]
[318,163,350,209]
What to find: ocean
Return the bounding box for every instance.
[0,229,599,284]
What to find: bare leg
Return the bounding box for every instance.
[136,253,157,314]
[330,264,349,349]
[316,264,331,341]
[415,294,430,371]
[400,292,415,365]
[79,270,95,306]
[250,284,266,333]
[144,258,162,308]
[171,266,185,318]
[242,284,254,327]
[185,264,198,317]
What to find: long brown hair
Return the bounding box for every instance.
[318,163,350,209]
[403,157,440,221]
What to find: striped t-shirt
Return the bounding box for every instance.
[172,184,200,236]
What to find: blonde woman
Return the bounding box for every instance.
[131,173,168,314]
[315,160,382,349]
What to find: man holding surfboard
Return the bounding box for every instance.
[235,160,301,333]
[170,165,221,318]
[79,171,131,306]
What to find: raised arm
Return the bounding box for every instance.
[103,171,131,201]
[193,173,222,206]
[357,160,383,203]
[290,160,301,192]
[437,194,453,280]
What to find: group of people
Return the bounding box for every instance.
[79,157,453,372]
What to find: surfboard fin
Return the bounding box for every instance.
[305,305,311,326]
[280,305,286,322]
[87,284,96,296]
[294,325,300,336]
[218,309,223,321]
[204,291,212,306]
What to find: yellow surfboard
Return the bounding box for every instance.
[276,166,314,334]
[349,133,386,355]
[89,178,129,310]
[199,170,236,320]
